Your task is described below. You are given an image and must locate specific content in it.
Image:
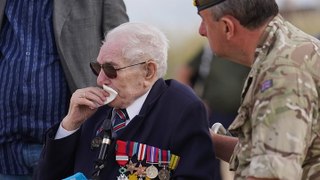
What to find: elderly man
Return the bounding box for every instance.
[35,22,215,180]
[194,0,320,180]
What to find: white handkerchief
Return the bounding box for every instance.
[103,85,118,104]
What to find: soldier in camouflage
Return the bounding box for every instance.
[194,0,320,179]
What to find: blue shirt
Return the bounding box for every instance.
[0,0,70,174]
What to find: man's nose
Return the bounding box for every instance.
[198,21,207,37]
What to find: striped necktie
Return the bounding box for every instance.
[112,109,127,133]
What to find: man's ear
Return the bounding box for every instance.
[144,61,157,80]
[220,16,235,40]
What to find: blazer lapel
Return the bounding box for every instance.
[119,79,168,139]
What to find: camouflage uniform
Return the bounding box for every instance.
[228,15,320,180]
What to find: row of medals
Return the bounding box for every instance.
[115,140,174,180]
[117,160,170,180]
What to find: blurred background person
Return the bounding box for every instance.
[177,43,249,180]
[0,0,128,179]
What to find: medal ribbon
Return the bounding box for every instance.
[133,142,139,157]
[137,143,147,162]
[126,141,140,158]
[126,141,133,158]
[146,146,159,164]
[169,154,180,170]
[116,140,129,166]
[159,149,170,166]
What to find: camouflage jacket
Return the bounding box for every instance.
[229,14,320,180]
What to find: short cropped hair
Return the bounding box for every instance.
[211,0,279,29]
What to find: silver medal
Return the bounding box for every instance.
[117,173,128,180]
[146,165,158,179]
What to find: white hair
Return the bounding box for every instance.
[103,22,169,78]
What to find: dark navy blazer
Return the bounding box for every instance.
[35,79,216,180]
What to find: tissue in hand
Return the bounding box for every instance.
[103,85,118,104]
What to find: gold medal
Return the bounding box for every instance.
[146,165,158,179]
[128,174,138,180]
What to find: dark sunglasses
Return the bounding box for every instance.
[90,61,147,79]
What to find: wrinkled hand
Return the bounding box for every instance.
[61,87,109,131]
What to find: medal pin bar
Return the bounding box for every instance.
[145,146,159,179]
[158,149,170,180]
[126,141,139,180]
[135,143,147,180]
[116,140,129,180]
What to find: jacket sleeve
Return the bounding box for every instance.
[102,0,129,34]
[34,124,81,180]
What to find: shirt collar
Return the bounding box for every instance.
[126,88,151,120]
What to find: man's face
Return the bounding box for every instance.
[198,9,227,57]
[95,41,147,109]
